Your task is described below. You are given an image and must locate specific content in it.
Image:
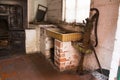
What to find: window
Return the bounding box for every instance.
[62,0,91,23]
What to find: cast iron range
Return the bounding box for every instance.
[0,0,27,57]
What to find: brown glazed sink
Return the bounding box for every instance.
[46,28,82,42]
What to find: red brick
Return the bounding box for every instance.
[59,53,65,57]
[73,54,79,59]
[65,65,71,70]
[59,58,66,62]
[55,40,62,48]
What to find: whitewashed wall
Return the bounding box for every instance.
[25,25,41,54]
[25,29,37,53]
[47,0,119,71]
[28,0,47,22]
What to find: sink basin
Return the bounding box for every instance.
[46,28,82,42]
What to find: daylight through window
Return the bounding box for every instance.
[62,0,91,23]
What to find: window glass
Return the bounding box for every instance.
[63,0,91,23]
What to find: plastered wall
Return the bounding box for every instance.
[47,0,119,70]
[25,25,42,54]
[28,0,47,22]
[25,29,37,53]
[47,0,62,23]
[119,60,120,66]
[84,0,119,70]
[109,4,120,79]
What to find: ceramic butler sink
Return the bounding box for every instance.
[46,28,82,42]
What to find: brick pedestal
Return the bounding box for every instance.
[54,39,80,71]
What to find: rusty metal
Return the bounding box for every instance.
[72,8,103,74]
[92,47,103,74]
[77,52,85,74]
[0,0,27,57]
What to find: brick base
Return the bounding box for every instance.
[54,39,80,71]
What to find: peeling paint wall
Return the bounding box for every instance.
[28,0,47,22]
[47,0,119,70]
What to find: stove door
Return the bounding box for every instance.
[9,5,23,30]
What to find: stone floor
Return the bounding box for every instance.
[0,53,96,80]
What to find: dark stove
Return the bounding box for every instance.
[0,0,27,57]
